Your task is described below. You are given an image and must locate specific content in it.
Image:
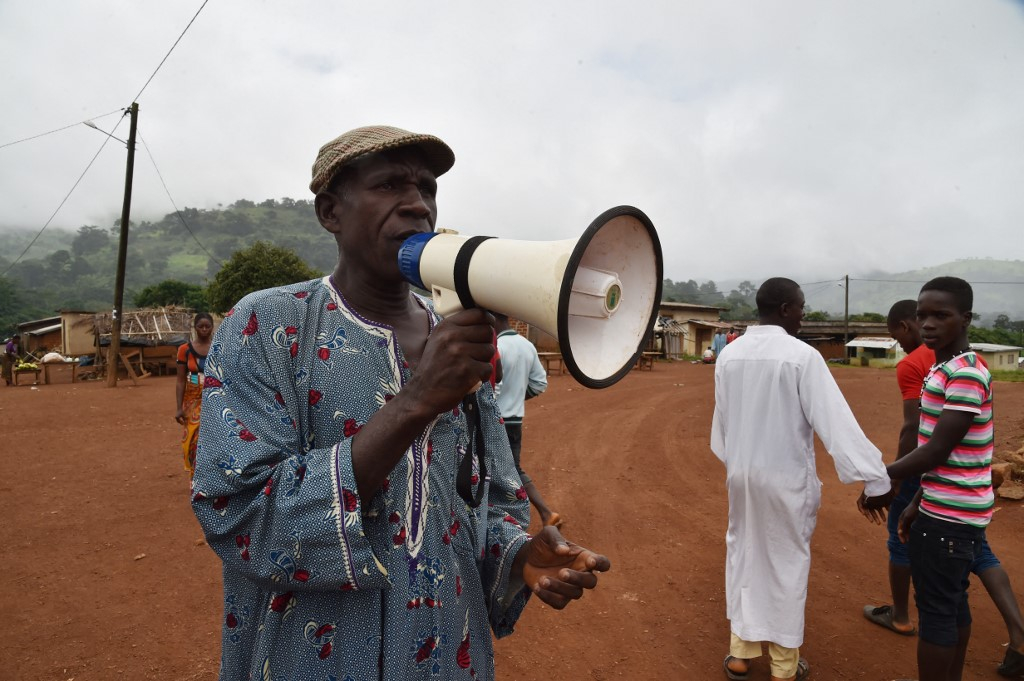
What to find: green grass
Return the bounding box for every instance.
[990,369,1024,383]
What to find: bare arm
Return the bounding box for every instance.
[895,398,920,461]
[174,360,187,424]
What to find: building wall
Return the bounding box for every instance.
[978,350,1020,371]
[62,312,98,357]
[23,330,62,355]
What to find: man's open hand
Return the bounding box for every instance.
[516,526,610,610]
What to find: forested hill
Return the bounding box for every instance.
[664,258,1024,323]
[1,197,1023,330]
[0,198,337,322]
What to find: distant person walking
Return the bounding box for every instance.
[2,334,21,386]
[175,313,213,476]
[712,328,728,358]
[726,328,739,344]
[495,313,562,529]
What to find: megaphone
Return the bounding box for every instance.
[398,205,663,389]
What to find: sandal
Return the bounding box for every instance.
[863,604,916,636]
[723,655,749,680]
[794,657,810,681]
[999,646,1024,678]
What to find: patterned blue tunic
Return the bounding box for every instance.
[192,276,532,681]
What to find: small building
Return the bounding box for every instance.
[15,316,63,357]
[845,336,901,367]
[15,310,106,360]
[655,301,729,358]
[971,343,1022,372]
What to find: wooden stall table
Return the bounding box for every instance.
[12,368,41,386]
[42,361,78,384]
[634,352,657,371]
[537,352,565,375]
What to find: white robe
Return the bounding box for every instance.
[710,325,890,648]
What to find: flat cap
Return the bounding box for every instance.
[309,125,455,194]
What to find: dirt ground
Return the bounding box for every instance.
[2,361,1023,681]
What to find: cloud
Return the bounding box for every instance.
[1,0,1023,285]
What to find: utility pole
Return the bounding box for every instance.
[106,103,139,387]
[843,274,850,358]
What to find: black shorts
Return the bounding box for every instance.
[909,514,985,646]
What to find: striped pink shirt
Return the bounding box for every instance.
[918,352,994,527]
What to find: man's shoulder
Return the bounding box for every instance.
[229,278,327,312]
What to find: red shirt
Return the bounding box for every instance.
[896,345,935,401]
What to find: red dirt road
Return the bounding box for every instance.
[2,362,1022,680]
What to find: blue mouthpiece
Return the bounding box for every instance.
[398,232,437,290]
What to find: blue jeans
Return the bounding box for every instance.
[888,477,1000,574]
[887,477,921,566]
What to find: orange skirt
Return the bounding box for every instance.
[180,380,203,474]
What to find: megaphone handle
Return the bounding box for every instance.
[431,286,465,318]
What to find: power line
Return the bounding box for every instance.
[851,278,1024,285]
[138,131,222,267]
[0,109,123,150]
[133,0,210,102]
[0,120,122,278]
[2,1,211,273]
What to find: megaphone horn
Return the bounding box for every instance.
[398,205,663,389]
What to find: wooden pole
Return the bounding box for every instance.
[844,274,850,358]
[106,103,139,387]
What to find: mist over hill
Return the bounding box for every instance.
[2,198,1022,327]
[717,258,1024,323]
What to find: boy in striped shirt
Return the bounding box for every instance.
[887,276,993,681]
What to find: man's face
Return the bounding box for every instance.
[916,290,970,353]
[780,290,806,336]
[324,148,438,283]
[887,319,920,354]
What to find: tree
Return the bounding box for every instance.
[205,241,322,313]
[849,312,885,323]
[804,310,831,322]
[737,280,757,298]
[134,280,207,309]
[71,225,110,257]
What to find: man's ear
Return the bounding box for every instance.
[315,192,343,235]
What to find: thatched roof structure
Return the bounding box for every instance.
[90,306,195,345]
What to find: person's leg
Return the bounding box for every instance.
[866,480,916,633]
[523,478,557,526]
[974,544,1024,651]
[726,633,761,677]
[766,642,802,680]
[910,515,979,681]
[507,421,559,526]
[918,632,969,681]
[889,562,915,627]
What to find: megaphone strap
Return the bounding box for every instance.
[453,236,495,311]
[456,394,488,508]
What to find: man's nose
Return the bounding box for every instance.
[398,185,432,217]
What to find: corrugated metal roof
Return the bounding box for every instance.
[845,336,897,349]
[24,323,62,335]
[972,343,1023,352]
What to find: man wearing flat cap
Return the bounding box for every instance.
[192,126,609,680]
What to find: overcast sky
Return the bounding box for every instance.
[2,0,1023,286]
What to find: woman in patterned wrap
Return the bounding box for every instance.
[175,312,213,475]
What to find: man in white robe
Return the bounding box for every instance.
[710,277,893,681]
